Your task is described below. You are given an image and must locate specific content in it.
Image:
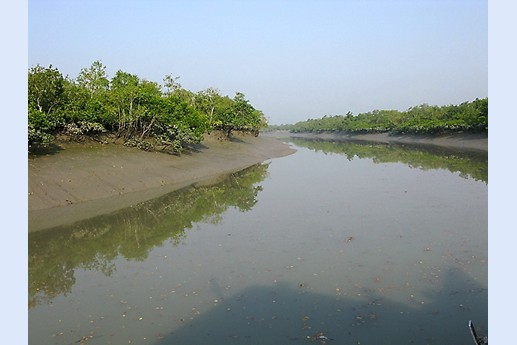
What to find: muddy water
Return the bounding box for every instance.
[28,139,487,344]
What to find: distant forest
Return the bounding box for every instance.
[268,98,488,135]
[28,61,267,153]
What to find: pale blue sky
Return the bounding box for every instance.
[28,0,487,124]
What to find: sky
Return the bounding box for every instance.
[27,0,487,125]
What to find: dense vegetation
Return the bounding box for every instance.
[28,61,268,153]
[269,98,488,135]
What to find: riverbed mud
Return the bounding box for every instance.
[28,134,296,232]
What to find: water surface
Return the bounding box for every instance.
[29,139,487,344]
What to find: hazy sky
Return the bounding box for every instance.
[29,0,487,125]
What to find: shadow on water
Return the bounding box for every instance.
[153,268,487,344]
[289,138,488,184]
[28,163,270,308]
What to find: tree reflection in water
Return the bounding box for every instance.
[28,163,270,308]
[290,138,487,183]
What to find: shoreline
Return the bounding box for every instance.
[262,130,488,152]
[28,130,487,232]
[28,134,296,232]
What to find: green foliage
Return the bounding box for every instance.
[276,98,488,135]
[213,92,267,137]
[76,60,110,97]
[28,64,65,114]
[27,65,67,148]
[28,105,58,148]
[150,93,209,153]
[28,62,268,152]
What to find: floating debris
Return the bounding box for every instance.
[353,312,378,326]
[307,332,333,344]
[73,334,95,344]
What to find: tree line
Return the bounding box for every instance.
[269,98,488,134]
[28,61,268,153]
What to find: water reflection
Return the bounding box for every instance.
[29,140,487,344]
[28,163,270,308]
[290,138,488,183]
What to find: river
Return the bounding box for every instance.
[28,138,487,344]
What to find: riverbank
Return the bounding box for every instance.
[28,130,487,232]
[262,130,488,152]
[28,133,296,232]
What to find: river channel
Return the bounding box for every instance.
[29,138,487,344]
